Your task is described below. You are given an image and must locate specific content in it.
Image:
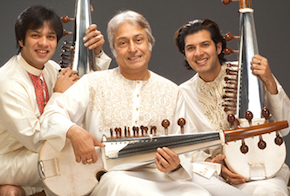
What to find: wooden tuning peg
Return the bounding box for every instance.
[261,107,271,123]
[61,15,75,23]
[135,127,139,137]
[150,126,156,135]
[124,126,127,137]
[127,127,131,137]
[224,48,239,55]
[177,118,186,134]
[140,126,144,136]
[240,139,249,154]
[132,126,136,137]
[258,135,267,150]
[161,119,170,135]
[224,33,240,42]
[227,114,239,128]
[222,0,239,5]
[63,29,73,37]
[144,126,148,135]
[110,128,113,138]
[245,110,253,125]
[275,131,284,146]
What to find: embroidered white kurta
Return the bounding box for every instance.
[40,67,211,196]
[173,64,290,196]
[0,53,111,195]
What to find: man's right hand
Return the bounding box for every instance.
[211,154,246,185]
[66,125,105,164]
[53,67,80,93]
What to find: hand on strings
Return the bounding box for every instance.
[211,154,246,185]
[251,54,278,94]
[155,147,181,173]
[83,24,105,56]
[54,67,80,93]
[66,125,105,164]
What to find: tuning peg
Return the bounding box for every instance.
[245,110,253,125]
[224,48,239,55]
[144,126,148,135]
[222,0,239,5]
[258,135,267,150]
[110,128,113,138]
[261,107,272,123]
[63,29,73,37]
[224,33,240,41]
[240,139,249,154]
[161,119,170,135]
[61,15,75,23]
[150,126,156,135]
[177,118,186,134]
[275,131,284,146]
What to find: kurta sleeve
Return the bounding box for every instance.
[0,80,58,152]
[39,75,91,151]
[94,51,111,71]
[263,78,290,137]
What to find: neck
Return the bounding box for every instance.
[199,63,222,82]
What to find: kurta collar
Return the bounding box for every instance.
[17,53,45,76]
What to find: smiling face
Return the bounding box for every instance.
[184,30,222,82]
[114,22,151,80]
[18,22,57,70]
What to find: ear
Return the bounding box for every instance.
[18,40,24,47]
[216,42,222,55]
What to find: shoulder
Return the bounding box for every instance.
[179,73,197,89]
[45,60,61,72]
[150,71,178,89]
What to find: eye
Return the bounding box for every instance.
[31,34,39,38]
[136,37,143,43]
[117,40,128,47]
[48,35,56,40]
[186,46,195,51]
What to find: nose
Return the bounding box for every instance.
[38,36,48,46]
[128,41,137,52]
[194,46,203,56]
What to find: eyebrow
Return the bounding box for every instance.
[116,33,144,41]
[185,40,211,47]
[30,29,56,35]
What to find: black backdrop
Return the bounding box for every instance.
[1,0,290,165]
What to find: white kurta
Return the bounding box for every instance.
[40,67,211,196]
[0,53,111,195]
[173,64,290,196]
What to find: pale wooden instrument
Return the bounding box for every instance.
[38,121,288,195]
[222,0,287,181]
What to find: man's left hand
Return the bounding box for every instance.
[83,24,105,56]
[155,147,181,173]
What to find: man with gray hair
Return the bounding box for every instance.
[40,10,211,195]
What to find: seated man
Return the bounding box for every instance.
[173,18,290,196]
[0,5,111,196]
[40,10,211,196]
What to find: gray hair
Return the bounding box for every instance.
[107,10,155,57]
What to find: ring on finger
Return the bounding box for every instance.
[86,158,93,163]
[258,60,261,65]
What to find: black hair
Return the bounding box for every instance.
[15,5,63,54]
